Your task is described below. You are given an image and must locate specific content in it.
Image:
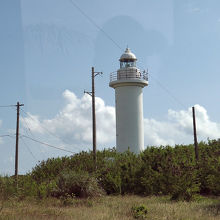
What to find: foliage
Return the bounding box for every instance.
[198,140,220,195]
[97,150,141,195]
[53,169,105,198]
[0,175,57,200]
[0,176,16,199]
[1,195,220,220]
[1,140,220,201]
[131,204,148,219]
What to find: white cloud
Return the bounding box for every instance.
[21,114,44,134]
[21,90,220,150]
[169,105,220,139]
[145,105,220,146]
[21,90,116,151]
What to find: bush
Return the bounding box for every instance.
[198,141,220,195]
[96,150,142,195]
[170,177,200,202]
[131,204,148,219]
[0,141,217,201]
[0,176,16,199]
[53,170,105,198]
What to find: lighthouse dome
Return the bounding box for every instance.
[119,48,137,61]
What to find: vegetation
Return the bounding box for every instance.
[0,195,220,219]
[53,170,105,198]
[0,140,220,219]
[131,204,148,219]
[28,140,220,199]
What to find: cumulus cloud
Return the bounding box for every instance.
[21,90,115,151]
[21,90,220,151]
[169,105,220,139]
[145,105,220,146]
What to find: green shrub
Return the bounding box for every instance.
[198,141,220,195]
[131,204,148,219]
[0,176,16,199]
[53,170,105,198]
[170,180,200,202]
[60,193,75,206]
[97,150,142,195]
[31,157,70,183]
[37,180,57,199]
[17,141,219,199]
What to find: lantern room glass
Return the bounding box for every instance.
[120,60,136,68]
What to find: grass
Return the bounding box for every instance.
[0,195,220,220]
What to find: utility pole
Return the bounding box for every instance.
[84,67,102,170]
[192,106,199,161]
[92,67,97,167]
[15,102,24,180]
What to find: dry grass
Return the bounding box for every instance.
[0,195,220,220]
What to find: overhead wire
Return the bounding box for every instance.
[0,109,78,156]
[20,114,38,138]
[148,73,188,109]
[20,116,49,158]
[68,0,189,110]
[21,134,76,154]
[136,63,188,109]
[20,136,38,161]
[21,112,76,155]
[0,3,188,165]
[21,109,60,139]
[20,109,82,152]
[20,118,46,160]
[0,134,15,138]
[68,0,123,51]
[0,105,15,108]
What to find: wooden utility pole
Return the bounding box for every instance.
[192,106,199,161]
[15,102,24,180]
[85,67,102,170]
[91,67,103,169]
[91,67,97,167]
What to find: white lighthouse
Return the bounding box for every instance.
[109,48,148,153]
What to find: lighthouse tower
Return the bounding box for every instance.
[109,48,148,153]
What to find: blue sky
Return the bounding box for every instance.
[0,0,220,175]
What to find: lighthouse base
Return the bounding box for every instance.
[115,85,144,154]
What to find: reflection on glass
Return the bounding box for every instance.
[120,60,136,68]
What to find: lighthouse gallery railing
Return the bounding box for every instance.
[110,69,148,82]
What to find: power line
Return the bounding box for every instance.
[0,105,15,108]
[20,136,38,161]
[136,65,188,109]
[67,0,188,110]
[21,115,37,138]
[20,109,83,152]
[20,117,50,158]
[21,109,60,139]
[0,134,15,138]
[68,0,123,51]
[19,118,46,161]
[21,134,76,154]
[21,109,60,138]
[149,74,188,109]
